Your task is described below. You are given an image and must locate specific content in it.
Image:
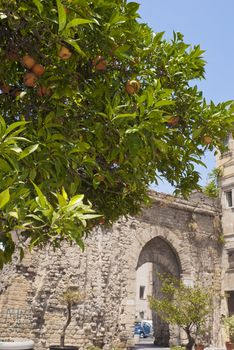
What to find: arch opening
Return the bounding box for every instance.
[135,236,182,346]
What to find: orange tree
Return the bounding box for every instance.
[148,275,212,350]
[0,0,233,267]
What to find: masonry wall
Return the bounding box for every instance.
[0,191,223,349]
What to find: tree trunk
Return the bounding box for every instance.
[184,326,195,350]
[60,302,71,347]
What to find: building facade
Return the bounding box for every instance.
[217,135,234,318]
[135,262,153,321]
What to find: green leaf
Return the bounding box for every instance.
[56,193,67,207]
[9,211,18,219]
[56,0,67,32]
[27,214,45,223]
[31,182,48,209]
[114,45,133,61]
[4,121,28,137]
[72,235,85,251]
[64,39,86,57]
[154,140,168,154]
[0,188,10,209]
[114,45,130,54]
[18,144,39,160]
[109,11,126,26]
[62,187,68,200]
[0,116,6,136]
[9,145,22,154]
[112,113,137,121]
[32,0,43,14]
[68,194,84,206]
[126,2,140,13]
[193,128,204,139]
[0,158,12,172]
[190,157,206,167]
[82,213,101,219]
[44,112,55,124]
[66,18,93,30]
[155,100,175,107]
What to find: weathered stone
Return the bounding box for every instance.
[0,191,223,349]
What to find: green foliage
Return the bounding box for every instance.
[0,0,234,266]
[170,346,186,350]
[61,287,84,306]
[217,234,226,246]
[203,167,222,198]
[224,316,234,342]
[203,181,219,198]
[149,275,212,350]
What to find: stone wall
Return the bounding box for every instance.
[0,191,224,349]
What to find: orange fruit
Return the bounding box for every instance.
[203,135,212,145]
[125,80,140,94]
[37,85,51,97]
[1,84,10,93]
[24,72,37,87]
[58,46,72,60]
[167,116,180,127]
[92,56,107,71]
[21,55,36,69]
[32,63,45,76]
[99,217,105,225]
[37,86,51,97]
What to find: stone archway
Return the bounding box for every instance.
[137,235,182,274]
[121,220,193,342]
[136,236,181,346]
[119,215,195,344]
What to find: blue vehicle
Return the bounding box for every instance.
[134,321,152,338]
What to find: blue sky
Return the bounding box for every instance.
[137,0,234,193]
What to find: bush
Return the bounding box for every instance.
[224,315,234,342]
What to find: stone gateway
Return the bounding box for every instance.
[0,191,225,349]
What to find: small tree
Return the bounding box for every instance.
[203,167,223,198]
[59,287,84,348]
[148,275,212,350]
[224,315,234,343]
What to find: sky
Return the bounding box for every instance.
[137,0,234,193]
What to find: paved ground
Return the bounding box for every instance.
[135,345,169,350]
[135,338,169,350]
[134,339,225,350]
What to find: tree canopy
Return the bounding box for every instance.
[149,275,212,350]
[203,167,222,198]
[0,0,233,266]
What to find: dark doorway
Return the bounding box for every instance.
[227,291,234,315]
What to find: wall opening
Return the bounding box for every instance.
[135,236,181,346]
[227,291,234,315]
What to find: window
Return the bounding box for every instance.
[228,250,234,269]
[227,291,234,316]
[139,286,145,299]
[226,191,233,208]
